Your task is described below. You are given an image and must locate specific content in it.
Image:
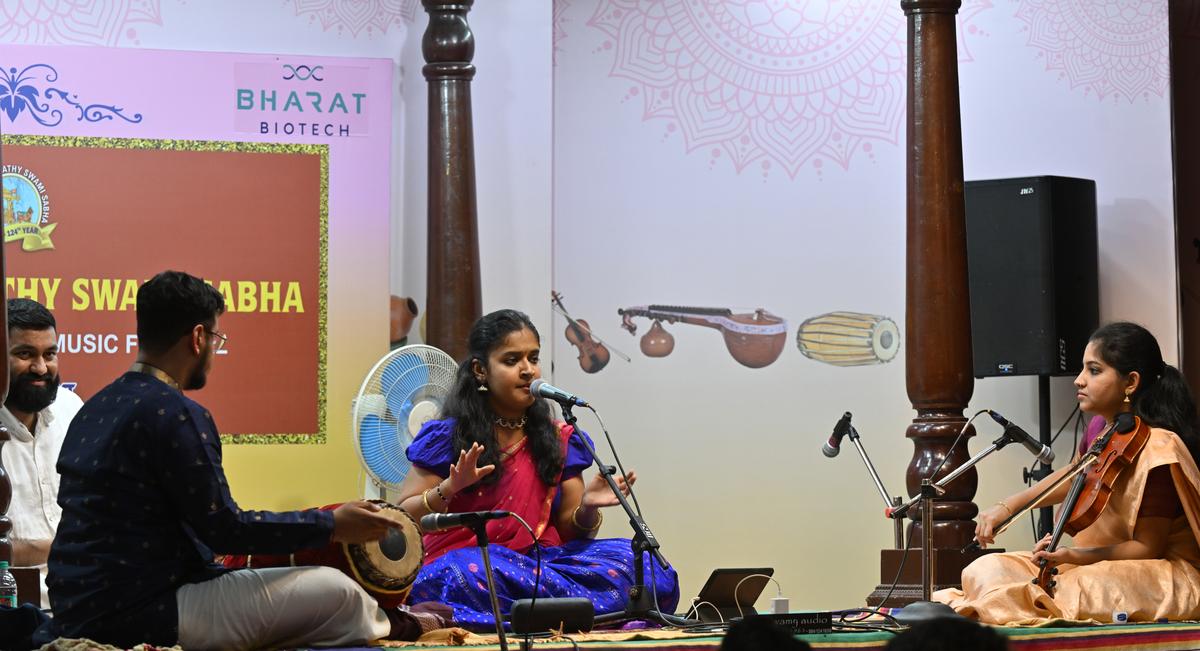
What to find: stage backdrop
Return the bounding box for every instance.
[0,44,393,506]
[548,0,1176,610]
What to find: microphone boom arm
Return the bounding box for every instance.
[890,431,1020,521]
[846,425,895,510]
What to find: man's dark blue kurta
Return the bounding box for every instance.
[43,371,334,646]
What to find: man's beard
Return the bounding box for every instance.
[185,363,208,391]
[7,371,60,414]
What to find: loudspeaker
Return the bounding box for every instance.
[964,176,1099,378]
[509,597,594,634]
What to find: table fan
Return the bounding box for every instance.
[352,344,457,494]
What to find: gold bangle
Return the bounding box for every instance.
[995,500,1012,515]
[571,506,603,532]
[422,488,438,513]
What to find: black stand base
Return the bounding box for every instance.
[892,600,963,625]
[591,539,694,627]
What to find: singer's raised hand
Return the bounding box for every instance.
[447,442,496,493]
[582,469,637,508]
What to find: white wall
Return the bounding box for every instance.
[550,0,1176,611]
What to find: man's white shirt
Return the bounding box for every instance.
[0,386,84,608]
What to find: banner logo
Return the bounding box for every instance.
[2,165,57,251]
[283,64,324,81]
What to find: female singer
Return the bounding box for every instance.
[935,322,1200,623]
[397,309,679,628]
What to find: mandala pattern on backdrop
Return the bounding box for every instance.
[0,0,163,46]
[289,0,418,37]
[555,0,572,65]
[588,0,991,179]
[1015,0,1168,103]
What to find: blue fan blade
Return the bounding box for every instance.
[380,352,428,420]
[359,413,410,485]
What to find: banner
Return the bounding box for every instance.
[0,45,393,444]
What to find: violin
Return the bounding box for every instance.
[969,413,1148,597]
[1032,413,1149,595]
[551,292,613,374]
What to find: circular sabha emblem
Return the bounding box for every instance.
[2,166,49,227]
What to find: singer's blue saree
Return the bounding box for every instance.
[405,418,680,629]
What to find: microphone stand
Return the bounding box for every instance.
[885,426,1026,623]
[840,421,905,549]
[555,402,695,627]
[469,521,509,651]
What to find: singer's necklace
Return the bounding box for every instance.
[494,415,527,430]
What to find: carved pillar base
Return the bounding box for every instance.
[866,547,1002,607]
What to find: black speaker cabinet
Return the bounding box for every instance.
[964,176,1099,378]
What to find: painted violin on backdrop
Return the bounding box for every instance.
[551,292,629,374]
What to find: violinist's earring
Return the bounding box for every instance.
[476,379,488,393]
[1124,388,1133,404]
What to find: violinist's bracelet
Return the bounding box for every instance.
[995,500,1013,515]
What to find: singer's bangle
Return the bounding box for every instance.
[995,500,1012,515]
[434,482,449,506]
[572,506,603,532]
[422,488,440,514]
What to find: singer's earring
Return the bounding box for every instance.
[1124,388,1133,404]
[476,379,489,393]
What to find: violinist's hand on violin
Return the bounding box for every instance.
[447,442,496,494]
[582,469,637,508]
[973,503,1009,549]
[1031,533,1076,567]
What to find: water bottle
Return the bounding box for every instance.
[0,561,17,608]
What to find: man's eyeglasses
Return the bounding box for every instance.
[207,329,228,352]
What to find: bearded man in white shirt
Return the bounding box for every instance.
[0,298,83,607]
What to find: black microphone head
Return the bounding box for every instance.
[419,513,441,531]
[1116,412,1137,433]
[987,409,1010,427]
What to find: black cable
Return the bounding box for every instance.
[586,406,642,516]
[928,410,988,482]
[833,621,903,635]
[1049,403,1080,446]
[585,405,673,624]
[508,514,540,645]
[867,520,916,618]
[1026,403,1084,542]
[836,608,901,627]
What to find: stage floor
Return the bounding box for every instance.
[362,621,1200,650]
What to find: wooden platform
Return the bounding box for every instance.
[360,622,1200,650]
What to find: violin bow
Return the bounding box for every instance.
[963,417,1128,552]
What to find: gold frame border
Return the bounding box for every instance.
[0,134,329,445]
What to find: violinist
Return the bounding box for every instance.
[934,322,1200,623]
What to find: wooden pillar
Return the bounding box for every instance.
[423,0,482,362]
[868,0,992,606]
[1171,0,1200,394]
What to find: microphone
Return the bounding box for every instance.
[529,379,590,408]
[987,410,1055,465]
[822,412,853,458]
[420,510,510,532]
